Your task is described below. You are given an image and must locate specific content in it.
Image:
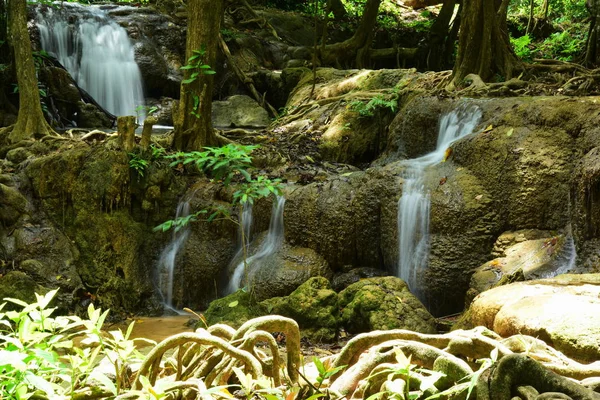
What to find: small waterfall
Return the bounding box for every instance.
[35,4,145,120]
[227,196,286,294]
[157,201,191,312]
[397,104,482,302]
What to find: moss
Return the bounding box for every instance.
[338,276,437,334]
[0,271,42,310]
[204,290,267,328]
[261,277,339,342]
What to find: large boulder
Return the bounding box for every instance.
[338,276,436,334]
[204,290,266,328]
[262,277,339,342]
[463,274,600,362]
[248,240,333,301]
[0,183,28,226]
[211,95,271,129]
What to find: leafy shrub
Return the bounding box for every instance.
[510,34,533,61]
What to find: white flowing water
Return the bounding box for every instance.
[397,104,482,302]
[227,196,286,294]
[157,201,191,312]
[35,4,145,120]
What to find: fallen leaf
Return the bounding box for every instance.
[439,177,447,185]
[456,167,464,171]
[475,194,483,201]
[506,128,514,137]
[483,124,493,133]
[228,300,239,308]
[442,147,453,162]
[305,155,315,163]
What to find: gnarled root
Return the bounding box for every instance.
[480,354,600,400]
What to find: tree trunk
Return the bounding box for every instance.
[425,0,457,71]
[0,0,7,64]
[173,0,223,151]
[7,0,52,142]
[327,0,346,20]
[451,0,520,87]
[320,0,382,67]
[526,0,535,35]
[586,0,600,66]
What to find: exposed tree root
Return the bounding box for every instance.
[119,316,599,400]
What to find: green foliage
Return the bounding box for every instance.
[312,356,346,389]
[510,34,533,61]
[181,48,216,119]
[349,94,397,118]
[0,289,150,399]
[539,30,585,61]
[166,144,258,185]
[233,175,282,206]
[128,152,150,177]
[220,28,241,42]
[149,144,166,161]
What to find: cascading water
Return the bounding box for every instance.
[226,196,285,294]
[397,104,482,303]
[157,201,191,312]
[35,4,145,120]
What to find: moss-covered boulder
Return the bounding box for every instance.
[0,271,42,309]
[204,290,266,328]
[262,277,339,342]
[338,276,436,334]
[0,183,27,226]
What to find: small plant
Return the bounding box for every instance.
[349,95,398,118]
[181,47,216,119]
[313,357,346,390]
[128,152,150,177]
[510,34,533,61]
[149,143,166,161]
[166,143,258,185]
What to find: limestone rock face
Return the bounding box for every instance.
[338,276,436,334]
[212,95,271,129]
[466,274,600,362]
[468,230,575,303]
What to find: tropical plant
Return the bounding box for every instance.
[349,94,398,118]
[128,152,150,177]
[180,47,216,119]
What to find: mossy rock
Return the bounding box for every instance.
[338,276,436,334]
[261,277,339,342]
[0,271,42,310]
[204,290,266,328]
[0,183,27,226]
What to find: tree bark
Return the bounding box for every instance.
[451,0,520,87]
[7,0,52,142]
[173,0,223,151]
[586,0,600,66]
[425,0,458,71]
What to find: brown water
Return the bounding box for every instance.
[113,315,195,344]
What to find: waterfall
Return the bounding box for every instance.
[157,201,191,312]
[397,104,482,302]
[226,196,286,294]
[35,4,145,120]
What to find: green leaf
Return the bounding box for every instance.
[182,78,196,84]
[228,300,239,308]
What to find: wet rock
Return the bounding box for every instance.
[331,267,388,292]
[134,41,178,98]
[464,274,600,362]
[212,95,271,128]
[262,277,339,342]
[250,241,333,301]
[468,231,575,304]
[338,276,436,334]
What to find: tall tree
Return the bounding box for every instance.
[424,0,460,71]
[320,0,382,67]
[7,0,53,142]
[586,0,600,66]
[173,0,223,151]
[450,0,520,87]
